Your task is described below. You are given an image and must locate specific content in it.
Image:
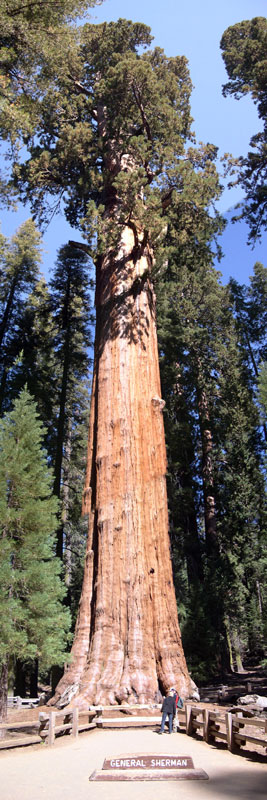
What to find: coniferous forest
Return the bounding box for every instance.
[0,2,266,715]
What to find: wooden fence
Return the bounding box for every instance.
[183,704,267,753]
[1,703,266,755]
[0,708,97,749]
[199,680,267,704]
[7,696,39,708]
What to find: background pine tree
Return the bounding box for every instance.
[0,387,71,720]
[0,220,42,413]
[220,16,267,241]
[156,209,267,680]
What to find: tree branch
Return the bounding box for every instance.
[131,81,152,142]
[161,187,175,210]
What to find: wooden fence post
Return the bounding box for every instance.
[225,712,234,752]
[185,704,193,736]
[48,712,56,747]
[72,708,79,738]
[39,711,49,741]
[203,708,211,743]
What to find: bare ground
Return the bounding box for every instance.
[0,724,266,800]
[0,705,266,800]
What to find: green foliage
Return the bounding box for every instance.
[156,213,266,671]
[0,0,102,139]
[0,219,42,342]
[0,387,71,672]
[221,17,267,112]
[181,585,225,683]
[0,12,265,681]
[6,276,59,445]
[258,361,267,418]
[0,1,103,207]
[248,262,267,364]
[0,227,93,610]
[229,262,267,403]
[49,243,93,568]
[10,17,222,254]
[0,220,42,414]
[221,17,267,240]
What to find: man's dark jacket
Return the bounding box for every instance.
[161,695,176,714]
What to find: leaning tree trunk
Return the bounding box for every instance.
[0,661,8,730]
[52,224,193,708]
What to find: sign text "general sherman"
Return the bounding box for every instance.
[104,756,194,770]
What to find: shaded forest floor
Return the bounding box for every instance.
[197,664,267,703]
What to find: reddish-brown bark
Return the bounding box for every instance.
[0,662,8,726]
[53,224,193,708]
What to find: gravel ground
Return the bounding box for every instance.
[0,724,266,800]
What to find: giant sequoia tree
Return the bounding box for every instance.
[11,19,222,706]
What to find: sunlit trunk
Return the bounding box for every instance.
[52,224,193,707]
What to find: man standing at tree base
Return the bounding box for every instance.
[159,689,176,734]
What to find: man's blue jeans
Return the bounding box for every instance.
[160,711,173,733]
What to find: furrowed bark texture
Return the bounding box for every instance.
[53,225,192,708]
[0,661,8,725]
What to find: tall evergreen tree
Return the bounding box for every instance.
[220,17,267,240]
[0,219,41,348]
[0,239,93,616]
[14,18,223,706]
[8,276,58,445]
[0,387,71,721]
[0,220,42,412]
[49,243,93,562]
[229,262,267,442]
[156,219,266,677]
[0,1,102,149]
[258,361,267,419]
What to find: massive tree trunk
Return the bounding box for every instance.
[52,224,193,708]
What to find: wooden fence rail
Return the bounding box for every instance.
[0,719,42,749]
[182,704,266,754]
[7,696,39,708]
[1,703,266,754]
[38,708,97,746]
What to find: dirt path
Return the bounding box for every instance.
[0,726,266,800]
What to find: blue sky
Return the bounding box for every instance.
[1,0,266,284]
